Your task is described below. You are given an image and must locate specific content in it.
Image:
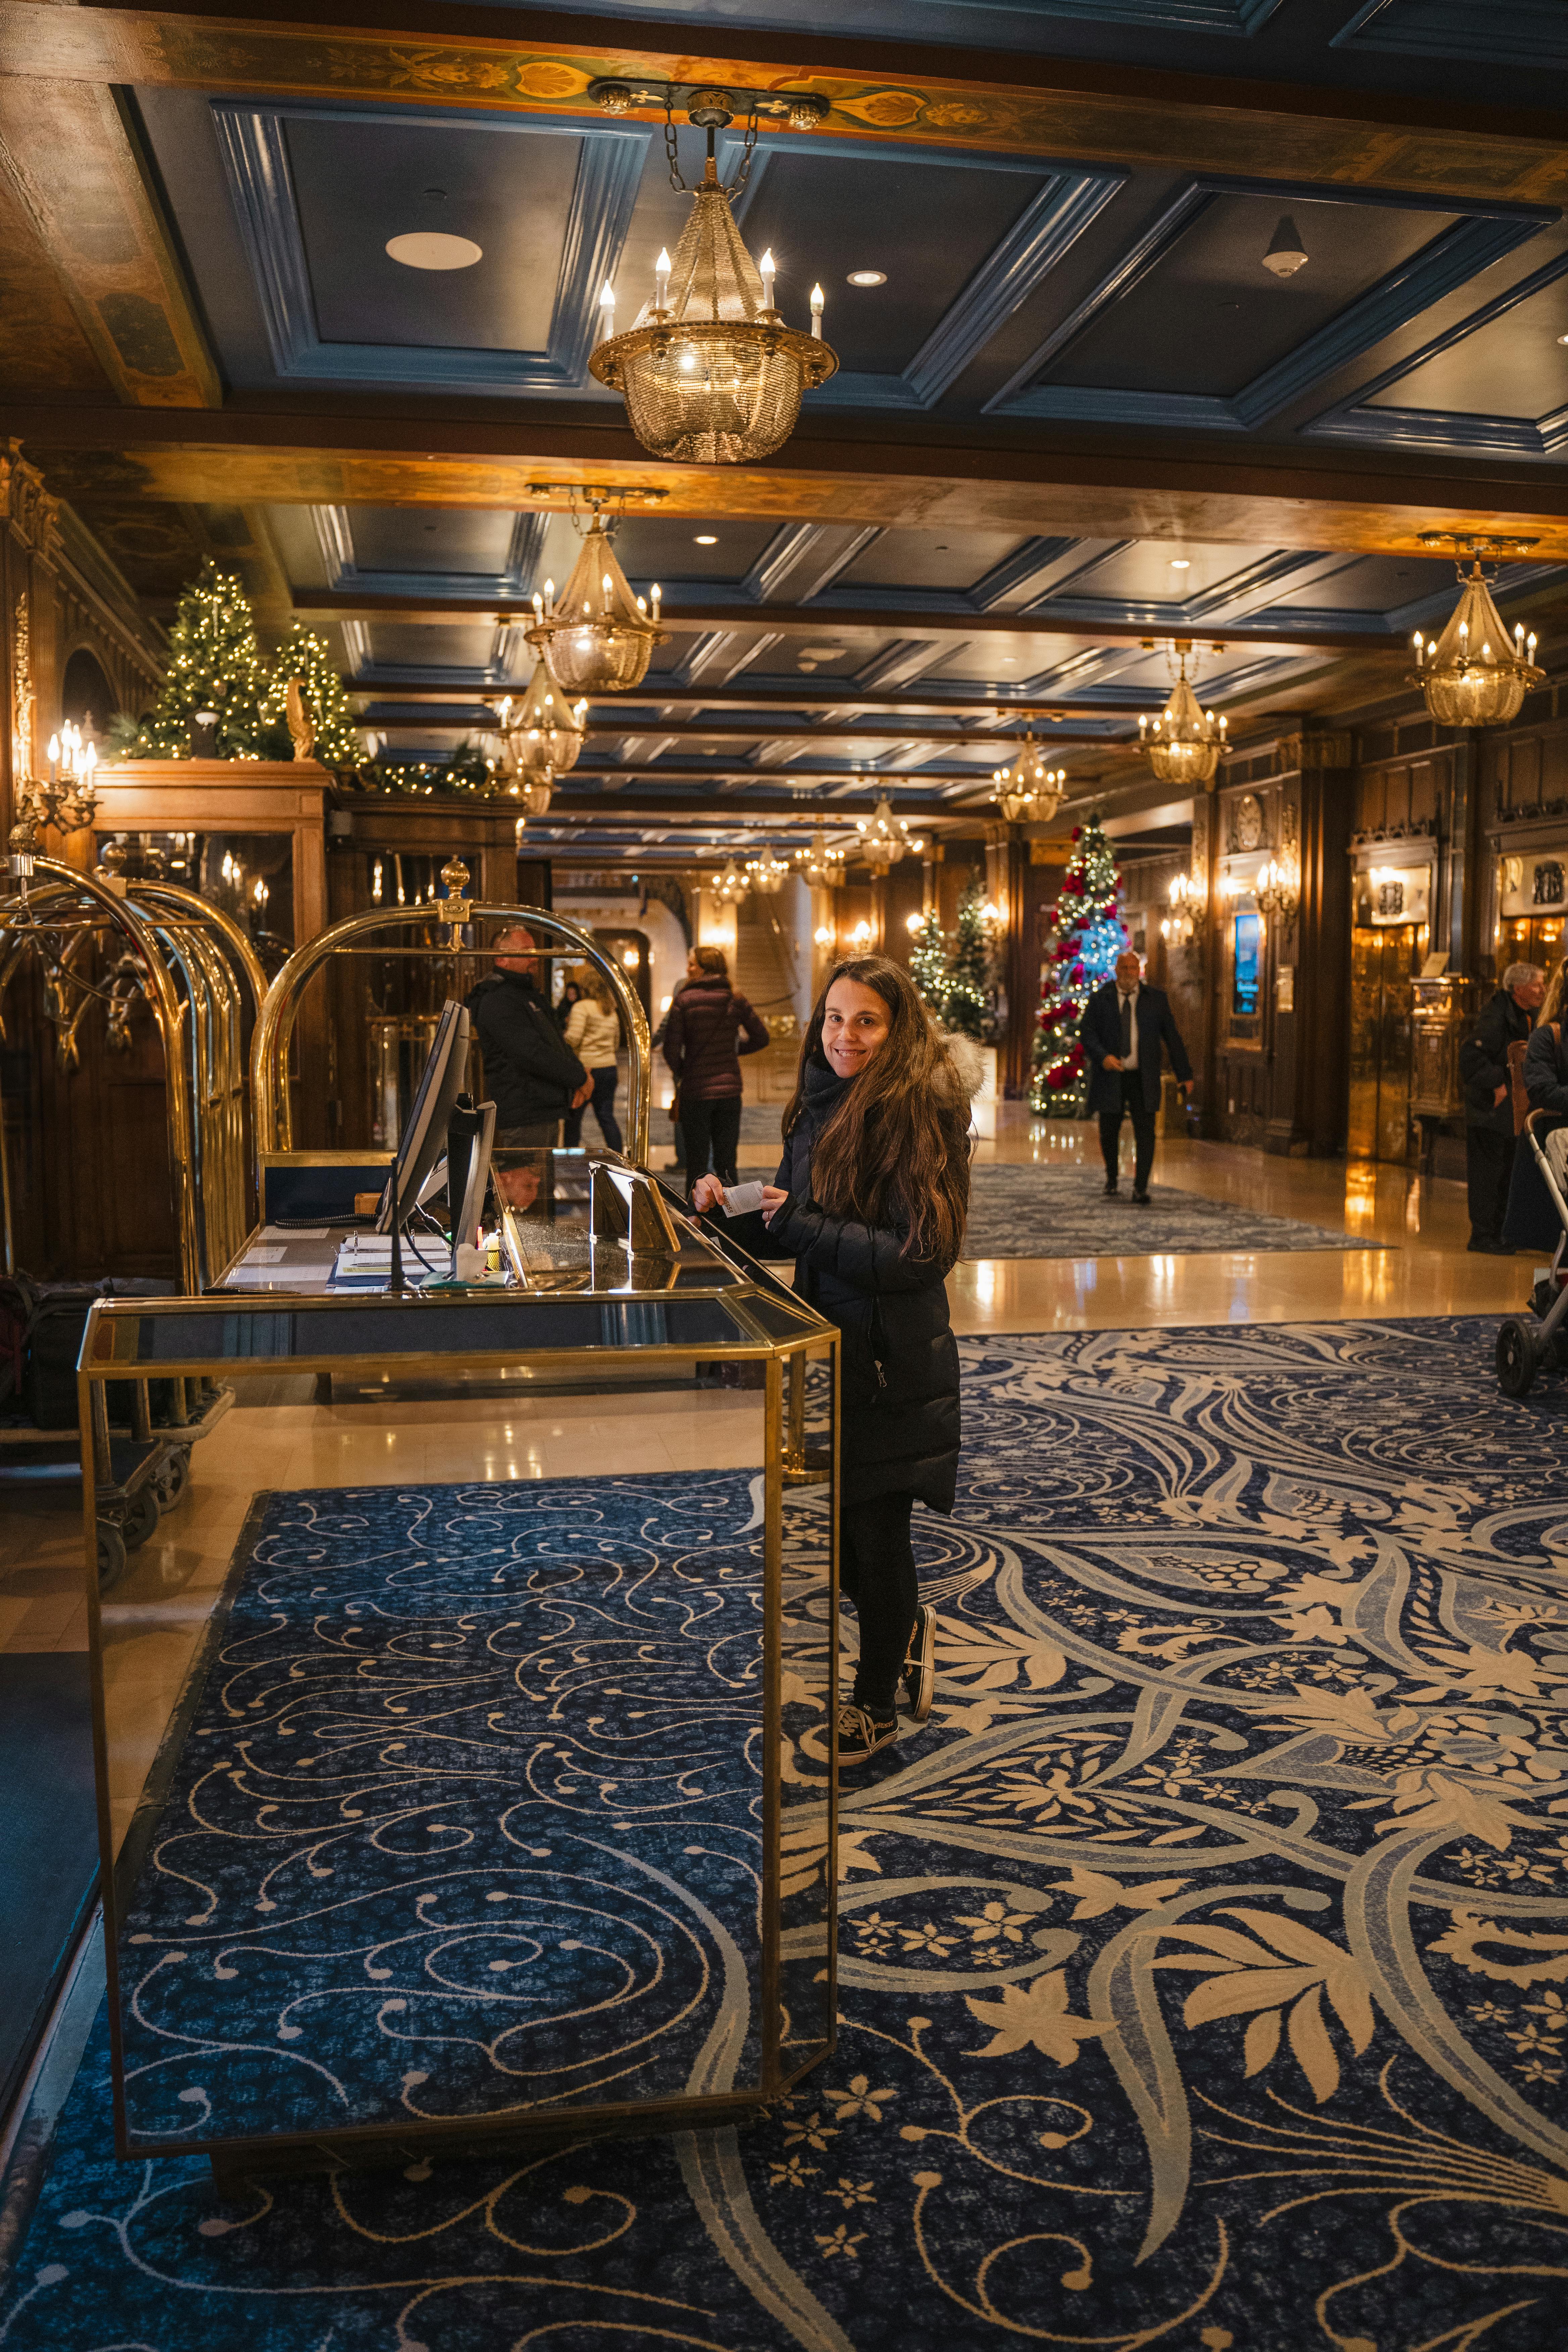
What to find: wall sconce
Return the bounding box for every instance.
[849,919,874,948]
[813,923,834,947]
[905,911,925,934]
[1255,855,1300,922]
[1161,871,1200,945]
[980,899,1003,927]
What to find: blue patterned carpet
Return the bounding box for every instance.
[6,1316,1568,2352]
[112,1477,773,2146]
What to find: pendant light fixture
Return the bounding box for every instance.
[1411,561,1544,728]
[525,516,667,696]
[992,731,1067,823]
[795,826,846,885]
[494,658,587,792]
[745,851,788,895]
[712,862,750,906]
[1139,645,1227,786]
[588,91,838,465]
[855,795,922,870]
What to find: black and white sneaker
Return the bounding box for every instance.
[836,1703,899,1767]
[902,1604,936,1723]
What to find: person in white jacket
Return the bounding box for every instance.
[562,978,625,1153]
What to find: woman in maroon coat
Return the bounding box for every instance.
[661,945,770,1192]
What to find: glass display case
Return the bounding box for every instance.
[79,1175,838,2179]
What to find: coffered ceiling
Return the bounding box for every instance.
[5,0,1568,859]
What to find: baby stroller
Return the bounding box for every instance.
[1497,1111,1568,1395]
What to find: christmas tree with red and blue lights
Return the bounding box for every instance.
[1030,817,1127,1115]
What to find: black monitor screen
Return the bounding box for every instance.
[376,1000,470,1231]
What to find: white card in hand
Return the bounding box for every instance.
[720,1181,767,1217]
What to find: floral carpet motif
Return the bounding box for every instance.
[960,1164,1369,1257]
[5,1315,1568,2352]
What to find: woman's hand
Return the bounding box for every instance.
[760,1185,789,1225]
[691,1175,726,1212]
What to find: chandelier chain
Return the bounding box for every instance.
[663,91,686,192]
[728,96,762,196]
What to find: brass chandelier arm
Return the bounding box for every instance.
[1,861,204,1292]
[251,903,654,1166]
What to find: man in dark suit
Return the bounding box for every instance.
[1080,950,1195,1202]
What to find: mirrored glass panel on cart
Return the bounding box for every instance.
[80,1168,837,2169]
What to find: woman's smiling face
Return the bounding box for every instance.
[822,978,891,1078]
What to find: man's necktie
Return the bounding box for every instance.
[1120,993,1132,1058]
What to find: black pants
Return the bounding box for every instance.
[1467,1125,1515,1242]
[680,1096,742,1191]
[1098,1073,1157,1194]
[563,1066,623,1153]
[840,1491,918,1715]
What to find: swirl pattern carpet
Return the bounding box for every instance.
[4,1315,1567,2352]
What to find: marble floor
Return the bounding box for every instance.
[0,1110,1540,1696]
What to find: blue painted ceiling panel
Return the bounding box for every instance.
[1043,191,1457,399]
[838,529,1028,593]
[599,515,780,584]
[286,115,581,353]
[738,154,1047,374]
[1054,540,1276,603]
[1363,275,1568,421]
[363,623,499,669]
[348,506,517,576]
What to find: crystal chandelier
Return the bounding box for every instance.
[712,862,750,905]
[1411,563,1544,727]
[525,517,667,695]
[1139,649,1227,786]
[745,852,788,895]
[855,796,923,871]
[795,826,846,885]
[588,96,837,466]
[495,658,586,797]
[992,732,1067,823]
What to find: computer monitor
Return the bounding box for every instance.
[375,1000,471,1233]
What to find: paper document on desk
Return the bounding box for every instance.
[720,1182,767,1218]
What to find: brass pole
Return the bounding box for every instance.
[251,903,653,1167]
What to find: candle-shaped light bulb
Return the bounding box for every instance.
[47,733,58,779]
[1460,619,1469,643]
[1219,716,1227,733]
[602,570,613,612]
[810,283,824,339]
[532,592,543,620]
[655,246,671,313]
[597,280,615,343]
[636,594,647,612]
[651,583,662,622]
[1139,715,1148,738]
[759,248,776,311]
[82,742,96,777]
[1516,623,1525,651]
[1529,631,1538,655]
[1414,631,1425,667]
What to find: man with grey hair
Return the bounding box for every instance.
[1459,959,1545,1252]
[465,926,591,1147]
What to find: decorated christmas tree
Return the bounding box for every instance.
[1030,817,1127,1115]
[128,561,268,759]
[258,624,365,769]
[908,908,949,1016]
[943,878,994,1040]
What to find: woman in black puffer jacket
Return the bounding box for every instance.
[694,956,971,1769]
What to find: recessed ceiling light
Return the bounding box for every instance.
[847,270,887,288]
[693,533,718,545]
[1170,558,1191,570]
[386,232,482,271]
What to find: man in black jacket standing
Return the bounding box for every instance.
[1458,960,1544,1253]
[1080,949,1194,1203]
[466,928,590,1146]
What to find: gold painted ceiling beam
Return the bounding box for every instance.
[8,1,1568,205]
[0,81,218,407]
[344,679,1135,715]
[365,715,1115,744]
[16,407,1568,557]
[317,595,1408,654]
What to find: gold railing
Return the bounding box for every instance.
[251,900,653,1166]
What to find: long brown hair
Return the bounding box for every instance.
[785,956,970,1262]
[1544,960,1568,1027]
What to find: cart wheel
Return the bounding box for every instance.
[121,1487,160,1551]
[1498,1318,1540,1397]
[97,1521,127,1588]
[152,1447,190,1514]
